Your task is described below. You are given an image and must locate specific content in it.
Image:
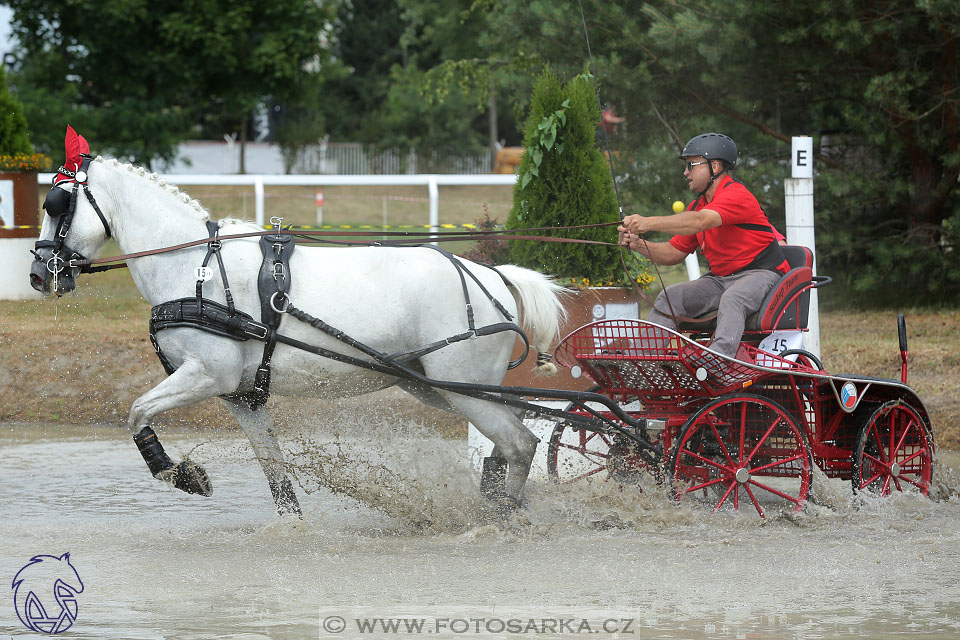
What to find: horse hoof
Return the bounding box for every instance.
[479,456,508,500]
[270,478,303,519]
[278,501,303,520]
[170,460,213,496]
[492,495,522,518]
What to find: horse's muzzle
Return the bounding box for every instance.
[29,270,45,292]
[29,249,78,295]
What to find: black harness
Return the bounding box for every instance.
[32,155,113,280]
[150,222,530,411]
[34,160,533,412]
[150,220,295,410]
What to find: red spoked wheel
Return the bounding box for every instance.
[851,400,934,497]
[669,392,812,518]
[546,394,650,485]
[546,425,617,484]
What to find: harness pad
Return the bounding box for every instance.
[258,234,295,327]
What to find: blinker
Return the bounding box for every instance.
[43,186,72,218]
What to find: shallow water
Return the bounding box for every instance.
[2,420,959,639]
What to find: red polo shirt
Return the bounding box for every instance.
[669,175,788,277]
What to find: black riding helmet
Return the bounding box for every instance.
[680,132,737,198]
[680,132,737,165]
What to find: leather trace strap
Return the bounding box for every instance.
[148,228,536,403]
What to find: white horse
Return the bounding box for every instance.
[30,153,567,518]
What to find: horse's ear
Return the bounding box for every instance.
[64,125,90,166]
[59,552,71,562]
[58,125,91,184]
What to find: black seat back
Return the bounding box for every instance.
[745,245,814,332]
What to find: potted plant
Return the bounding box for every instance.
[0,65,50,238]
[502,68,652,388]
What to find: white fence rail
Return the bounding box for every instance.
[40,173,518,230]
[287,142,493,175]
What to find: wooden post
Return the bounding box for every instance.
[785,136,820,358]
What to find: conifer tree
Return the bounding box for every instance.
[506,68,629,284]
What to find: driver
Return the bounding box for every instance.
[618,133,789,360]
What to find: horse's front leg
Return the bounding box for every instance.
[222,398,303,519]
[129,358,239,497]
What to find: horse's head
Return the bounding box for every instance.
[30,125,113,296]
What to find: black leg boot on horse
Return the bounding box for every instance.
[125,358,235,501]
[133,426,213,496]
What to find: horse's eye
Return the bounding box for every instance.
[43,187,71,217]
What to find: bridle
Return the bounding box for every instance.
[32,154,112,288]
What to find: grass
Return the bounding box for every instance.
[182,184,515,229]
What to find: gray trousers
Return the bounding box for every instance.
[647,269,782,358]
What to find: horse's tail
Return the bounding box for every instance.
[495,264,569,376]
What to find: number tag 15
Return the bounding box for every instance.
[757,331,804,367]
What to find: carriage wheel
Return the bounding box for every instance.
[669,392,812,518]
[546,392,648,485]
[778,348,824,371]
[546,424,617,484]
[851,400,933,497]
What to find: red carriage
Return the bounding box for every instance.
[547,246,935,518]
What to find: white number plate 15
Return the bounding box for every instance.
[757,331,804,367]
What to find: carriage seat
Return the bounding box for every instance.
[676,245,820,334]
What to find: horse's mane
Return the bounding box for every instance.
[97,156,211,222]
[218,217,263,232]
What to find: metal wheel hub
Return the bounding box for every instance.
[735,467,751,484]
[890,462,901,478]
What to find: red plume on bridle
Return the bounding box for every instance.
[55,125,90,185]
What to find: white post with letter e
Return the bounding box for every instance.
[784,135,820,359]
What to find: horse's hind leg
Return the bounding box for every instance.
[444,394,538,508]
[222,399,302,519]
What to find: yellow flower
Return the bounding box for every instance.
[0,153,52,172]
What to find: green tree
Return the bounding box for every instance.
[3,0,331,167]
[476,0,960,305]
[506,69,627,283]
[0,65,33,155]
[318,0,519,152]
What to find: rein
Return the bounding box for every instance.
[68,221,625,272]
[576,0,686,323]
